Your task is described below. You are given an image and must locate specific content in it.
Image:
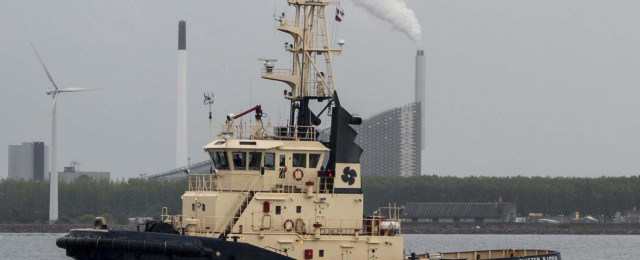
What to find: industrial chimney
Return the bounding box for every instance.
[415,50,425,150]
[176,21,188,168]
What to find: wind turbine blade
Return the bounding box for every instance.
[58,88,103,93]
[30,42,59,90]
[39,95,58,138]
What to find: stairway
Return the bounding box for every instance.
[220,192,254,238]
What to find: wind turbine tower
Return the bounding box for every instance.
[31,44,100,224]
[176,20,188,168]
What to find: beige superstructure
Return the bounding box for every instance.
[160,1,404,259]
[163,134,403,259]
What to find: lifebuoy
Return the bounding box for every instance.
[293,168,304,181]
[284,219,294,232]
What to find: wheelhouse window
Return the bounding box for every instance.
[210,151,230,170]
[279,154,286,166]
[264,153,275,170]
[309,154,321,168]
[293,153,306,168]
[232,152,246,170]
[248,152,262,170]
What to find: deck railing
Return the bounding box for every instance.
[261,68,294,76]
[187,174,330,194]
[221,124,318,141]
[188,216,404,238]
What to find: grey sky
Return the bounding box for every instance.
[1,0,639,179]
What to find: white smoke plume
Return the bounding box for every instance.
[352,0,422,44]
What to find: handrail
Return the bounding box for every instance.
[187,174,319,194]
[189,215,404,237]
[261,68,294,76]
[220,124,318,141]
[188,174,216,191]
[214,176,260,234]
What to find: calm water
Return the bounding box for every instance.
[1,233,639,259]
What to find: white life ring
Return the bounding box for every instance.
[284,219,294,232]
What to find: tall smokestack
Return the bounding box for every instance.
[415,50,425,150]
[176,20,188,168]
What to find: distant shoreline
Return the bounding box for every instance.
[0,224,137,233]
[2,222,639,235]
[402,222,640,235]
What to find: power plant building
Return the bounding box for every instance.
[352,50,425,177]
[8,142,48,181]
[354,102,422,177]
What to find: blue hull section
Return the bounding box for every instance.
[57,229,294,260]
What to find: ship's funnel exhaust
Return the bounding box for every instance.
[176,20,188,168]
[415,50,425,150]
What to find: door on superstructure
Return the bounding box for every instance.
[341,249,352,260]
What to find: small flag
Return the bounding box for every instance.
[335,7,344,22]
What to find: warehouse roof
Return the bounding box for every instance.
[403,202,515,219]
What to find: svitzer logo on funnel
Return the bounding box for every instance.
[341,167,357,185]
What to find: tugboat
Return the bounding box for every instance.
[56,1,561,259]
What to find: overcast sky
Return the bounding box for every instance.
[1,0,640,179]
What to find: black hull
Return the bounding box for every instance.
[56,229,294,260]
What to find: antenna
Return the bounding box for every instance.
[258,58,278,74]
[203,92,214,140]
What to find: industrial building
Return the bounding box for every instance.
[354,102,421,177]
[403,202,517,223]
[58,165,110,183]
[8,142,48,181]
[347,50,425,177]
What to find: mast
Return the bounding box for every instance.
[261,0,343,128]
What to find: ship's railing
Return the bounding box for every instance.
[221,124,318,141]
[367,203,404,236]
[187,174,216,191]
[196,217,363,235]
[190,216,401,237]
[261,68,294,76]
[187,174,326,194]
[160,207,183,230]
[278,19,300,28]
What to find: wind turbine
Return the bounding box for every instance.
[31,43,100,224]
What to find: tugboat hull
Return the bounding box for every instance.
[56,229,294,260]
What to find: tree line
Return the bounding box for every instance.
[0,178,185,224]
[363,175,640,218]
[1,175,639,224]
